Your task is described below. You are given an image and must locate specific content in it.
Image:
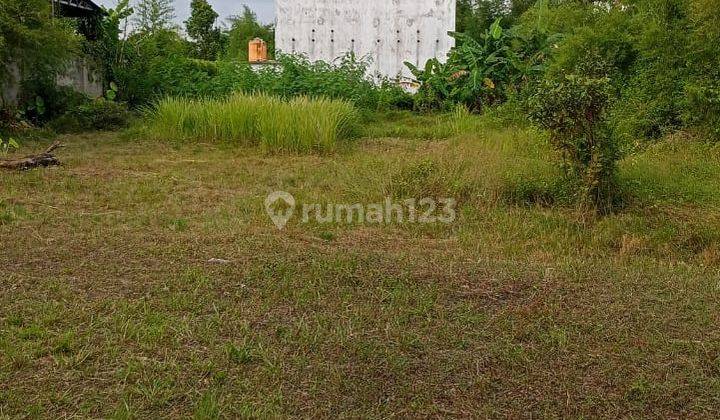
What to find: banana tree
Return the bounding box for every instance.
[447,18,526,109]
[405,58,455,111]
[406,18,534,111]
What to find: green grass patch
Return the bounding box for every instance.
[148,94,359,153]
[3,124,720,417]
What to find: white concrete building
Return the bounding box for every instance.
[275,0,456,81]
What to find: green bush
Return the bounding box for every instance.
[51,99,131,132]
[682,0,720,139]
[148,56,219,98]
[529,58,621,214]
[256,54,412,110]
[111,30,191,106]
[148,94,359,153]
[113,50,411,111]
[17,80,88,124]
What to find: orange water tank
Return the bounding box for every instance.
[249,38,268,63]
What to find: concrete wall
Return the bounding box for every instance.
[1,58,103,107]
[1,64,21,107]
[275,0,456,80]
[57,58,104,99]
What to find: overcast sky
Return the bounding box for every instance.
[94,0,276,26]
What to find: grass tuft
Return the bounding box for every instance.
[147,94,358,154]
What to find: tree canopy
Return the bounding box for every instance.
[133,0,176,34]
[0,0,81,86]
[185,0,223,60]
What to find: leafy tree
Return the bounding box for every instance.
[114,29,188,105]
[457,0,535,40]
[225,5,275,61]
[134,0,176,34]
[84,0,134,90]
[185,0,222,60]
[0,0,81,89]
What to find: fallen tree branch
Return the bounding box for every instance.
[0,141,63,170]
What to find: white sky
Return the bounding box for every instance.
[94,0,276,26]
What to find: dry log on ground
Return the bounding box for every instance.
[0,141,63,170]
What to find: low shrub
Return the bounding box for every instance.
[244,54,412,111]
[0,136,20,156]
[17,80,88,124]
[115,52,412,111]
[683,81,720,140]
[50,99,131,132]
[529,58,622,214]
[148,93,359,153]
[406,19,546,112]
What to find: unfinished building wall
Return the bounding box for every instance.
[2,59,103,107]
[275,0,456,80]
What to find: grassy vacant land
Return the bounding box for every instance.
[2,116,720,418]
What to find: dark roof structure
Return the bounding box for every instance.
[53,0,105,18]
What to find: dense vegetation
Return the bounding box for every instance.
[4,0,718,137]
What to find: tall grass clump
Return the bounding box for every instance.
[149,94,358,153]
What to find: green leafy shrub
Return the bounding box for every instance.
[406,58,455,112]
[148,93,359,153]
[523,0,720,143]
[112,49,411,111]
[0,137,19,156]
[682,0,720,139]
[17,81,88,124]
[258,54,411,110]
[529,59,621,213]
[111,29,190,106]
[147,56,218,98]
[51,99,131,132]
